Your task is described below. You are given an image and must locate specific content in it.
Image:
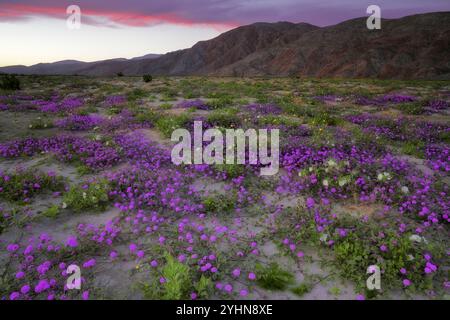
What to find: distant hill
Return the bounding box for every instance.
[0,55,161,76]
[1,12,449,79]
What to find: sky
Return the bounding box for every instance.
[0,0,449,67]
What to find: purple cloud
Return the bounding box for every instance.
[0,0,448,27]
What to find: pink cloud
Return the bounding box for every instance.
[0,1,448,28]
[0,3,239,30]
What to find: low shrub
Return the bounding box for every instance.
[62,180,110,212]
[143,74,153,83]
[0,74,21,90]
[255,263,294,290]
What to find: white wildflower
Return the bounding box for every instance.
[327,159,337,167]
[409,234,422,243]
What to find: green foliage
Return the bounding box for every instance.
[0,170,65,203]
[255,263,294,290]
[398,102,423,115]
[43,204,60,218]
[202,194,235,213]
[309,125,336,147]
[208,96,234,109]
[62,180,110,212]
[334,234,371,280]
[155,114,190,137]
[159,87,178,101]
[0,74,21,90]
[105,107,122,115]
[142,252,212,300]
[332,227,437,293]
[282,104,316,118]
[349,126,385,152]
[161,253,191,299]
[258,115,301,127]
[291,283,312,297]
[158,103,172,110]
[329,287,341,296]
[194,275,213,299]
[143,74,153,83]
[134,110,162,124]
[214,163,245,178]
[76,105,97,115]
[0,207,18,235]
[127,88,147,102]
[277,200,445,296]
[207,109,240,128]
[400,140,425,158]
[438,130,450,144]
[309,112,341,126]
[29,116,54,129]
[75,164,92,176]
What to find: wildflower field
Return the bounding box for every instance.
[0,75,448,300]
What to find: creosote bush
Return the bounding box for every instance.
[143,74,153,83]
[0,74,21,90]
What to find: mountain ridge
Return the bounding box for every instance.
[1,12,449,79]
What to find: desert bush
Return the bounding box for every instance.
[143,74,153,83]
[62,180,110,212]
[0,74,21,90]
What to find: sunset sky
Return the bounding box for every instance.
[1,0,449,67]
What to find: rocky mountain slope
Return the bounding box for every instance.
[1,12,449,79]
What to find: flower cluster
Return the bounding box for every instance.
[55,115,104,131]
[176,99,210,110]
[104,95,126,107]
[356,94,416,106]
[244,103,283,115]
[0,135,120,170]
